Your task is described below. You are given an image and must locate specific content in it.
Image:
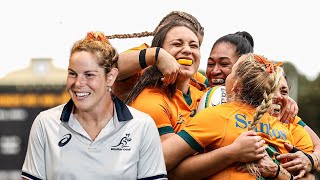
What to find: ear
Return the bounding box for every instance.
[107,68,119,86]
[231,79,241,93]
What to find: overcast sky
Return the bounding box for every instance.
[1,0,319,80]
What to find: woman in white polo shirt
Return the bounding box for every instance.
[21,32,167,180]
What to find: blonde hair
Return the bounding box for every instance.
[234,53,283,178]
[71,31,118,75]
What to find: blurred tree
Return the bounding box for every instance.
[283,62,320,135]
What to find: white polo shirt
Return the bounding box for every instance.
[21,96,167,180]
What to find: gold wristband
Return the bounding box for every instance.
[311,153,319,170]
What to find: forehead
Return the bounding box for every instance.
[164,26,199,43]
[209,42,238,60]
[231,54,246,70]
[69,51,100,69]
[279,75,288,87]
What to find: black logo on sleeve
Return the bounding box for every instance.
[58,134,72,147]
[111,133,131,151]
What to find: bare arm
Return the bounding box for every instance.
[305,125,320,172]
[117,47,180,84]
[305,125,320,152]
[167,131,266,180]
[161,134,197,171]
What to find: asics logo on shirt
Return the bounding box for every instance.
[111,133,132,151]
[58,134,72,147]
[235,114,287,140]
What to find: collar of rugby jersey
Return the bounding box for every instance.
[60,96,133,122]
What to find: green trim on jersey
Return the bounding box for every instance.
[297,120,306,127]
[178,130,203,153]
[183,89,192,106]
[204,78,209,87]
[159,126,174,136]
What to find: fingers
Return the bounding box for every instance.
[235,164,247,172]
[243,130,258,136]
[289,96,299,117]
[280,97,298,123]
[161,68,179,85]
[283,161,304,172]
[293,170,306,180]
[284,143,294,152]
[277,153,297,161]
[280,96,289,122]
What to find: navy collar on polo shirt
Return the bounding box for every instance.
[60,96,133,122]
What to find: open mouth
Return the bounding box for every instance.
[271,104,281,115]
[211,79,225,85]
[177,59,193,66]
[75,92,90,98]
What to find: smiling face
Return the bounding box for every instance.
[206,42,239,87]
[162,26,201,79]
[66,51,110,112]
[271,75,289,119]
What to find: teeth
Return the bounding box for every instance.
[76,92,90,97]
[211,79,225,84]
[272,104,281,111]
[271,104,281,115]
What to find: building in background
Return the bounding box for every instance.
[0,58,69,179]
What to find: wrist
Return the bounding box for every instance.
[144,47,161,66]
[224,143,240,163]
[310,153,319,172]
[270,164,280,179]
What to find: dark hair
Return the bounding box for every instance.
[212,31,254,57]
[124,21,199,104]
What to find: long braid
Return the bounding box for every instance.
[190,77,207,91]
[106,31,153,39]
[234,54,283,178]
[106,11,204,41]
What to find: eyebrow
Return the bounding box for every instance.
[67,69,99,73]
[208,56,231,61]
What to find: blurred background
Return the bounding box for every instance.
[1,0,319,179]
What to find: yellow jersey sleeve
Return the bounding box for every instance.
[130,88,174,135]
[190,72,208,91]
[291,116,306,127]
[178,105,227,152]
[114,43,149,101]
[288,116,313,153]
[123,43,149,52]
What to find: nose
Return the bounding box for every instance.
[274,90,281,99]
[75,75,86,87]
[181,44,192,54]
[210,64,222,75]
[273,90,282,103]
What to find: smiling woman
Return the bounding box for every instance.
[21,31,167,180]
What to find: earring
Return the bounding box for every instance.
[107,86,112,92]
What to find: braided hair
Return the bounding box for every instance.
[106,11,204,44]
[232,53,283,178]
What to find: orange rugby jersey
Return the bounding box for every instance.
[113,44,149,101]
[130,85,204,135]
[178,101,295,180]
[285,116,313,153]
